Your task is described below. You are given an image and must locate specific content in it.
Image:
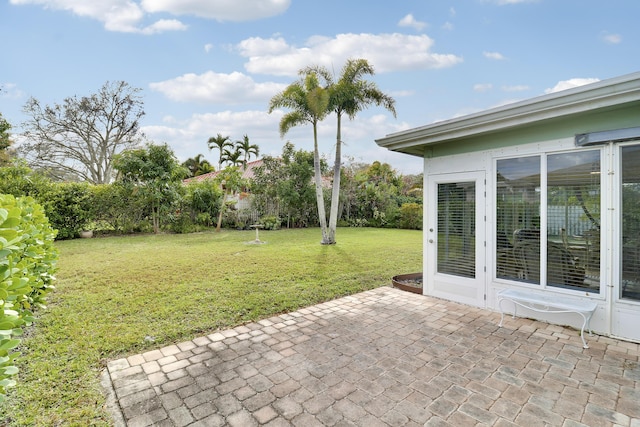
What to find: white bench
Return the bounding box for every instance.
[497,288,598,348]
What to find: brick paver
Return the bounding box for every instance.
[105,287,640,426]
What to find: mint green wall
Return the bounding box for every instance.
[425,103,640,158]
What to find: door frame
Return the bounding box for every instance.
[425,171,487,308]
[611,141,640,342]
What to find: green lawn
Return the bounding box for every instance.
[0,228,422,426]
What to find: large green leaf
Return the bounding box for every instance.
[0,378,16,387]
[0,339,20,352]
[0,192,59,399]
[0,217,20,228]
[0,366,19,376]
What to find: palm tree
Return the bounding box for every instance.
[182,154,214,177]
[305,59,397,244]
[221,148,243,168]
[207,133,233,171]
[236,134,260,169]
[269,70,331,243]
[197,159,215,176]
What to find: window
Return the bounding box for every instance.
[547,151,600,292]
[437,182,475,278]
[496,151,601,293]
[621,145,640,301]
[496,156,541,284]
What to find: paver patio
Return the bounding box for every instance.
[103,286,640,426]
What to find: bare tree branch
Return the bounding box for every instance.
[19,81,145,183]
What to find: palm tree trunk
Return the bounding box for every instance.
[327,113,342,244]
[312,123,329,243]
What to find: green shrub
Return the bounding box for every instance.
[184,181,223,226]
[167,210,198,234]
[399,202,423,230]
[91,183,150,235]
[349,218,368,227]
[0,163,51,199]
[0,195,57,402]
[195,212,211,226]
[259,215,281,230]
[41,182,93,239]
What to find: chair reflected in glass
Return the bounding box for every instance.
[513,239,585,289]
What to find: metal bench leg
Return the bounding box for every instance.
[578,312,589,349]
[498,298,506,327]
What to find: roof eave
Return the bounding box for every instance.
[376,72,640,155]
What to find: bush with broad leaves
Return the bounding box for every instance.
[0,195,57,401]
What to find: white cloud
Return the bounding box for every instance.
[10,0,187,34]
[483,51,505,60]
[442,22,454,31]
[149,71,286,104]
[237,37,293,57]
[601,32,622,44]
[502,84,529,92]
[140,0,290,21]
[204,43,214,53]
[474,83,493,92]
[239,33,463,76]
[139,19,187,34]
[9,0,288,33]
[398,14,427,32]
[545,78,600,94]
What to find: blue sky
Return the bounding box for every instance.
[1,0,638,175]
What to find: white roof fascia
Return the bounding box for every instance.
[376,71,640,153]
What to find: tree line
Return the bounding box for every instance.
[0,59,422,240]
[0,141,422,239]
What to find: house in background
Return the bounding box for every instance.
[376,72,640,343]
[184,159,264,212]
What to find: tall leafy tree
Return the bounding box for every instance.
[207,133,233,171]
[305,59,397,244]
[235,134,260,168]
[20,81,145,184]
[252,142,321,228]
[114,143,187,233]
[269,70,331,243]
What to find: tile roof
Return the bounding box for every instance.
[183,159,264,183]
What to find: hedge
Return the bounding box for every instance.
[0,195,57,401]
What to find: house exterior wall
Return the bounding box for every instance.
[376,73,640,343]
[421,104,640,343]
